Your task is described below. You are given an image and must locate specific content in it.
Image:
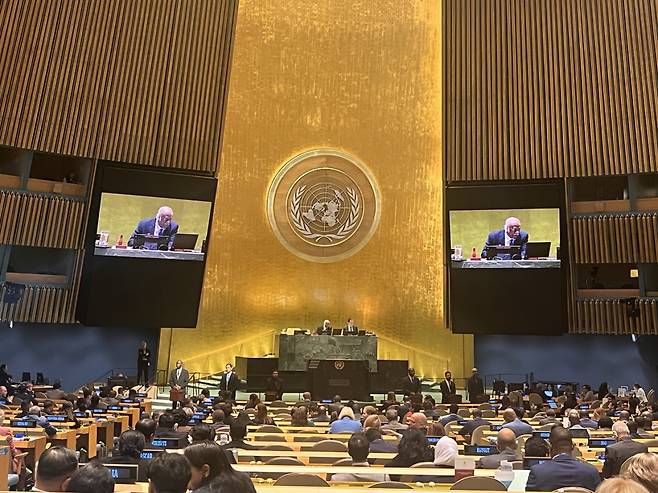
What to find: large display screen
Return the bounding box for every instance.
[94,193,212,260]
[449,208,560,264]
[77,162,217,328]
[446,181,567,335]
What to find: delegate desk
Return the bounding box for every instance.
[94,247,204,261]
[276,333,377,372]
[453,259,560,269]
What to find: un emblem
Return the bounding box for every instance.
[267,149,381,263]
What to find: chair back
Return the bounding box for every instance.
[477,402,493,410]
[254,434,287,442]
[327,457,352,480]
[552,488,594,493]
[410,462,436,468]
[273,473,330,487]
[256,425,284,433]
[444,421,461,435]
[260,444,294,451]
[538,423,556,431]
[589,400,601,409]
[481,409,496,419]
[258,457,304,480]
[309,439,348,463]
[647,388,655,404]
[528,393,543,407]
[369,482,413,489]
[450,476,507,490]
[457,408,471,417]
[517,433,532,450]
[470,424,490,445]
[269,400,288,408]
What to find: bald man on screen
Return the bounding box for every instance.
[481,216,529,259]
[128,205,179,250]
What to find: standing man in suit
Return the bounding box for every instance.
[525,426,601,491]
[602,421,648,478]
[219,363,239,400]
[137,341,151,386]
[342,318,359,335]
[467,368,485,403]
[402,368,421,396]
[481,216,529,259]
[439,371,457,404]
[128,206,179,250]
[168,360,189,410]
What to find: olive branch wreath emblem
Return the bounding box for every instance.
[290,185,360,243]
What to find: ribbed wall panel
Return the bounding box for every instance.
[571,213,658,263]
[0,0,237,171]
[574,299,658,335]
[445,0,658,180]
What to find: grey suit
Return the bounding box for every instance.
[169,367,190,389]
[477,447,520,469]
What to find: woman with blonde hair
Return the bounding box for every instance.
[596,477,649,493]
[622,452,658,492]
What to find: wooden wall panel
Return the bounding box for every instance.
[0,191,85,249]
[571,213,658,263]
[0,0,237,172]
[574,298,658,335]
[0,249,83,323]
[445,0,658,181]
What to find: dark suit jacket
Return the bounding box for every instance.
[169,368,190,390]
[526,454,601,491]
[219,371,239,398]
[458,418,491,437]
[316,326,332,335]
[467,376,484,401]
[402,376,421,395]
[481,229,529,259]
[439,380,456,403]
[369,438,399,453]
[602,438,648,478]
[128,218,179,249]
[342,325,359,335]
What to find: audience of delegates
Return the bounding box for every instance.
[331,433,391,482]
[602,421,649,478]
[478,428,520,469]
[526,426,601,491]
[33,446,78,492]
[147,452,192,493]
[67,461,115,493]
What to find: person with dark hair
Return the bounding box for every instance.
[222,423,259,452]
[386,428,433,475]
[107,430,145,464]
[46,381,67,400]
[526,426,601,491]
[290,407,310,426]
[147,452,191,493]
[0,364,12,389]
[598,415,614,430]
[67,461,114,493]
[402,368,422,396]
[191,423,217,443]
[184,441,254,493]
[365,426,398,453]
[137,340,151,386]
[34,446,78,492]
[154,412,187,439]
[380,391,399,412]
[264,370,284,401]
[136,418,157,442]
[244,394,260,410]
[89,393,106,411]
[331,433,390,482]
[253,403,273,426]
[458,409,491,438]
[524,435,549,457]
[598,382,610,400]
[210,409,230,433]
[634,416,653,438]
[439,403,461,426]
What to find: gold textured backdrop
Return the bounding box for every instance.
[159,0,473,380]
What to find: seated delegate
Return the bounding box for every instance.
[128,205,178,250]
[481,216,528,259]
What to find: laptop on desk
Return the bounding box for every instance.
[525,241,551,258]
[132,234,169,250]
[172,233,198,250]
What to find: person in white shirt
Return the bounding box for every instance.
[633,384,648,404]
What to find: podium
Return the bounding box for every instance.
[308,359,370,401]
[169,389,185,402]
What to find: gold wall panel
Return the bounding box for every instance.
[160,0,473,380]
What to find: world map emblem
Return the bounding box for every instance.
[267,149,381,263]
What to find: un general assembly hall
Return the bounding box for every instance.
[1,1,658,492]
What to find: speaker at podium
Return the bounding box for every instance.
[308,359,370,401]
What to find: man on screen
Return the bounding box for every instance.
[481,216,529,259]
[128,205,179,250]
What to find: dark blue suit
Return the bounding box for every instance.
[481,229,529,259]
[525,453,601,491]
[128,218,179,250]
